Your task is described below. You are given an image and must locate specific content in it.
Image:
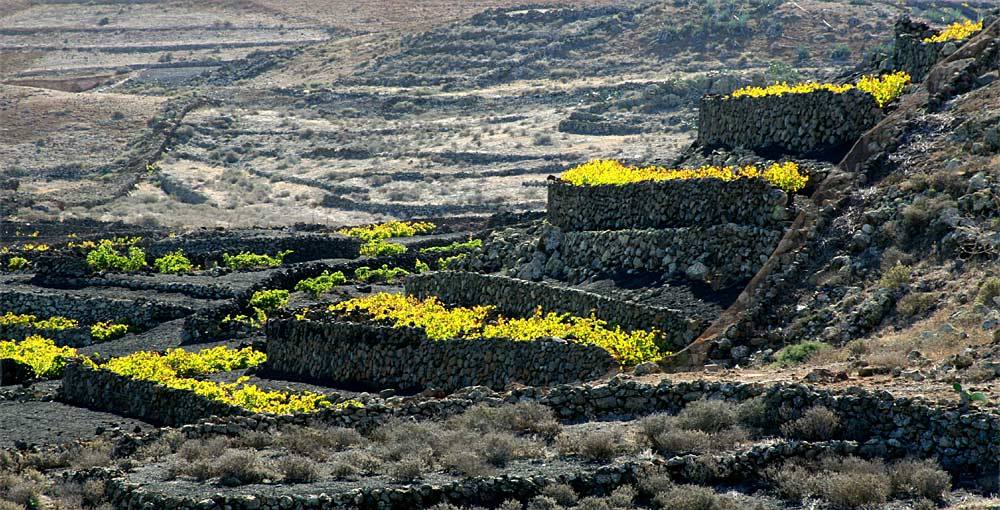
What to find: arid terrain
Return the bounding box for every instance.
[0,1,998,509]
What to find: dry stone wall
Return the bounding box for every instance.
[0,289,193,329]
[549,224,781,287]
[264,319,617,392]
[891,18,945,82]
[547,178,788,232]
[697,89,883,158]
[405,271,704,350]
[148,230,361,264]
[59,363,247,427]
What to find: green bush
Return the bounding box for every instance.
[153,250,193,274]
[775,341,830,366]
[7,256,28,270]
[437,253,468,270]
[90,321,129,342]
[360,240,406,257]
[975,277,1000,307]
[355,265,410,284]
[223,250,292,270]
[415,259,431,273]
[294,271,347,298]
[248,289,289,313]
[419,239,482,255]
[86,240,146,272]
[878,263,911,290]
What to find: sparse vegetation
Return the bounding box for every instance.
[153,250,194,274]
[774,341,831,366]
[222,250,292,270]
[86,239,147,272]
[294,271,348,298]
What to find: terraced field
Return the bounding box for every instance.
[1,1,1000,509]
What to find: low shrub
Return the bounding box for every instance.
[896,292,937,317]
[248,289,289,313]
[653,484,723,510]
[822,471,891,509]
[86,239,147,272]
[92,346,351,414]
[277,455,319,483]
[294,271,347,298]
[975,276,1000,307]
[879,263,912,290]
[561,160,808,193]
[890,459,950,501]
[675,399,737,433]
[729,71,911,108]
[338,221,435,242]
[354,265,410,284]
[0,335,77,377]
[437,253,468,270]
[780,406,841,441]
[6,257,28,270]
[222,250,292,270]
[328,293,666,365]
[555,429,628,462]
[153,250,193,274]
[90,321,128,342]
[419,239,482,255]
[923,19,983,43]
[448,402,561,438]
[359,239,407,257]
[775,341,831,366]
[215,449,271,487]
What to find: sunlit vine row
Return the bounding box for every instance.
[0,335,77,378]
[561,160,808,193]
[328,293,665,366]
[90,346,351,414]
[728,72,912,108]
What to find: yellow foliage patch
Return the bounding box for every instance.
[329,293,666,366]
[93,346,348,415]
[728,72,912,108]
[560,160,808,193]
[923,19,983,44]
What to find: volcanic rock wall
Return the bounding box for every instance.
[697,89,883,158]
[263,319,617,392]
[405,271,703,349]
[547,177,788,231]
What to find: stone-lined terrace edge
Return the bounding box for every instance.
[547,177,788,232]
[697,88,883,158]
[263,319,617,392]
[405,271,703,350]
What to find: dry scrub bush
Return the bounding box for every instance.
[215,449,271,487]
[555,429,631,462]
[675,399,737,433]
[278,426,364,459]
[889,459,950,501]
[542,483,578,506]
[779,406,840,441]
[637,400,749,456]
[448,402,560,438]
[769,456,948,508]
[278,455,320,483]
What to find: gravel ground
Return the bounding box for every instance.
[0,400,152,447]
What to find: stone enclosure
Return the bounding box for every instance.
[697,89,883,158]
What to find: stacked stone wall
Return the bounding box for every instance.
[697,89,883,158]
[263,319,617,392]
[405,271,703,350]
[547,178,787,232]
